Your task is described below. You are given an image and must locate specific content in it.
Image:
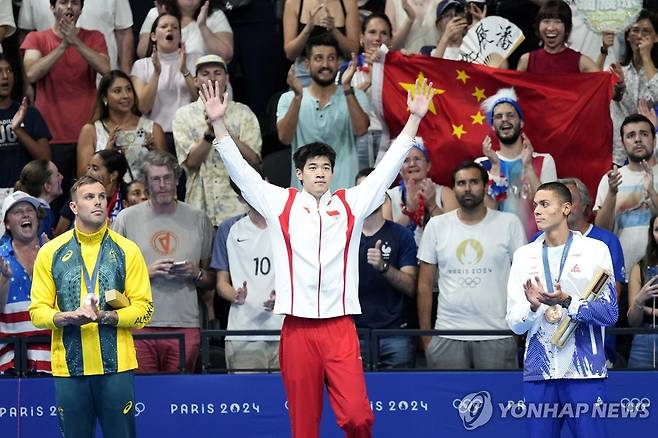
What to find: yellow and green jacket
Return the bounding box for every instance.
[29,223,153,377]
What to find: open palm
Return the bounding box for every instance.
[407,78,433,119]
[199,80,229,122]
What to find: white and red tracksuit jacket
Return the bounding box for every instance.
[215,133,414,319]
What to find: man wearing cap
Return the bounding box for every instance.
[477,87,557,239]
[172,54,262,228]
[0,191,51,374]
[30,175,153,438]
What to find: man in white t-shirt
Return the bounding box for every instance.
[594,113,658,279]
[18,0,134,72]
[477,88,557,240]
[418,161,526,369]
[211,179,283,371]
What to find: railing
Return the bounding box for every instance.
[3,327,658,376]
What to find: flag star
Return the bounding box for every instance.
[470,111,485,125]
[399,71,445,115]
[452,124,467,139]
[456,69,470,84]
[472,87,487,102]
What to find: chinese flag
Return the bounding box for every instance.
[380,51,616,198]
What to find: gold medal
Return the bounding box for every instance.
[544,304,563,324]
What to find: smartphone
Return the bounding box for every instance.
[172,261,186,268]
[115,129,128,148]
[134,129,146,147]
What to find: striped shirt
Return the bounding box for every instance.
[0,238,51,373]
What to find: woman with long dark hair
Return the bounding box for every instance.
[628,214,658,368]
[611,9,658,165]
[77,70,166,179]
[132,12,197,161]
[54,150,130,236]
[136,0,233,62]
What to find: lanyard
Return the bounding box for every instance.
[74,229,108,298]
[542,232,573,293]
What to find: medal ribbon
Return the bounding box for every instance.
[73,229,109,299]
[542,232,573,293]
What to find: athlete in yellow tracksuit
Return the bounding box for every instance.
[30,177,153,438]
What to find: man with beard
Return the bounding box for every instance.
[477,87,557,239]
[594,114,658,285]
[277,33,370,191]
[113,151,215,373]
[417,161,525,369]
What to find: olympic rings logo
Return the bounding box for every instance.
[620,398,651,412]
[457,277,482,287]
[452,391,493,430]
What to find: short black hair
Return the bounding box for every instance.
[304,33,340,59]
[293,142,336,171]
[451,161,488,186]
[354,167,375,185]
[50,0,84,7]
[536,181,572,204]
[620,113,656,139]
[536,0,572,40]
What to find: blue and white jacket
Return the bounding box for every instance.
[506,232,618,381]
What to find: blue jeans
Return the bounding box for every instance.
[360,336,415,369]
[628,334,658,368]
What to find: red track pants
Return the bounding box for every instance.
[280,315,374,438]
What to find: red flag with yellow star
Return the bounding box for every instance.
[379,51,616,197]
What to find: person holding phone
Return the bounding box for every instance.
[627,213,658,368]
[113,150,215,373]
[77,70,167,181]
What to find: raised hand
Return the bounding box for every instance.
[263,290,276,312]
[482,135,499,168]
[286,64,303,96]
[197,0,210,28]
[234,281,247,305]
[199,80,229,122]
[636,273,658,306]
[642,159,655,194]
[606,167,622,194]
[366,240,384,271]
[401,0,416,21]
[469,2,487,24]
[10,97,28,131]
[320,7,335,32]
[407,78,434,119]
[420,178,438,209]
[178,42,187,74]
[523,277,543,312]
[638,100,658,129]
[520,133,534,168]
[0,255,13,280]
[341,52,357,89]
[152,46,162,75]
[154,0,168,14]
[601,31,615,50]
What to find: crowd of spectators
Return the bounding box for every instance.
[0,0,657,374]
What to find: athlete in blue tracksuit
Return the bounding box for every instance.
[507,182,618,437]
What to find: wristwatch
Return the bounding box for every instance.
[379,261,389,274]
[203,132,215,143]
[600,46,608,55]
[560,296,572,309]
